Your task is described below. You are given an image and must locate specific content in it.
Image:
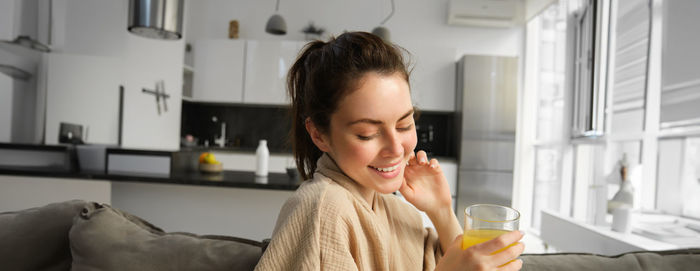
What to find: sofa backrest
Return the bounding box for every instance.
[69,202,265,271]
[0,200,267,271]
[0,199,89,271]
[522,249,700,271]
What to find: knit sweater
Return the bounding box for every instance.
[255,154,443,271]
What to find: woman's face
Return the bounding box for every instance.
[317,72,417,198]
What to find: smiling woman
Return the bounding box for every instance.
[255,32,525,271]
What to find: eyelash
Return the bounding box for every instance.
[356,124,413,141]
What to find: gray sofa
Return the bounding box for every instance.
[0,200,698,271]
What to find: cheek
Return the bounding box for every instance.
[403,132,418,152]
[347,142,376,163]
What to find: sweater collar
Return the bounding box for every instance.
[315,153,378,211]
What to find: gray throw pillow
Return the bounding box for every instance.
[521,249,700,271]
[0,200,90,271]
[69,203,264,271]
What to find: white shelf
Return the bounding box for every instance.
[540,209,697,255]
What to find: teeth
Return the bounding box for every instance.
[373,164,400,172]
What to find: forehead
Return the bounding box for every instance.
[333,72,413,124]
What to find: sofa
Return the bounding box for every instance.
[0,200,698,271]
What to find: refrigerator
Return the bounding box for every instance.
[454,55,519,225]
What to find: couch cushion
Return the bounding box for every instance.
[69,203,264,271]
[0,200,90,271]
[521,249,700,271]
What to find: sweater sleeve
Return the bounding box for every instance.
[423,226,444,271]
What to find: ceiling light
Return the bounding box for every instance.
[265,0,287,35]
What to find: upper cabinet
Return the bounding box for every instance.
[243,41,303,105]
[189,40,458,110]
[407,46,457,112]
[192,40,245,103]
[190,40,302,105]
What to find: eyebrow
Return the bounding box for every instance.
[347,109,414,126]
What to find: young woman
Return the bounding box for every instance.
[255,32,524,271]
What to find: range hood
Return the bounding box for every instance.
[128,0,184,40]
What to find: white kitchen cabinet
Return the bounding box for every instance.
[243,40,304,105]
[407,46,457,112]
[192,40,245,103]
[120,34,185,151]
[43,53,123,145]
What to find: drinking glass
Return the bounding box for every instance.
[462,204,520,251]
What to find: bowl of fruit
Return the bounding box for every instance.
[198,152,223,174]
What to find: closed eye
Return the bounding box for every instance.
[357,134,376,141]
[397,124,413,132]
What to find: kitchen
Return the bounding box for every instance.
[1,0,699,259]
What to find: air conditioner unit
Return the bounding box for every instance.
[447,0,524,28]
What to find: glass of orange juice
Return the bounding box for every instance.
[462,204,520,251]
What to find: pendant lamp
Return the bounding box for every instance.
[265,0,287,35]
[372,0,395,41]
[128,0,184,40]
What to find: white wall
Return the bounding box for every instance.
[186,0,522,60]
[47,0,184,150]
[0,175,112,213]
[0,41,40,144]
[0,74,12,142]
[111,181,293,241]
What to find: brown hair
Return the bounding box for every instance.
[288,31,411,180]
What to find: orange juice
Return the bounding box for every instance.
[461,229,512,251]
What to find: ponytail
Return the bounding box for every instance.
[288,41,326,180]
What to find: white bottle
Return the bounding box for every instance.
[255,140,269,177]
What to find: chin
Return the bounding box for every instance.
[374,175,404,194]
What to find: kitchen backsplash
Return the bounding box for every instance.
[181,100,456,158]
[181,101,291,153]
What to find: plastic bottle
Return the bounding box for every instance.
[255,140,269,177]
[610,154,634,209]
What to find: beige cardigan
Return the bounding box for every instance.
[255,154,442,271]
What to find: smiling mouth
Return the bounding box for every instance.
[369,163,400,172]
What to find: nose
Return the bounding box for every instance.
[381,130,403,157]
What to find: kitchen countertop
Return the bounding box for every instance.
[0,143,300,191]
[0,167,301,191]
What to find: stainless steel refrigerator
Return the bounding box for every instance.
[454,55,519,224]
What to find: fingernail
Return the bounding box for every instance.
[420,158,427,163]
[518,259,524,265]
[430,164,436,168]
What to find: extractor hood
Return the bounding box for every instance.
[128,0,184,40]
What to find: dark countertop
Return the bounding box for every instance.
[0,143,300,191]
[0,167,301,191]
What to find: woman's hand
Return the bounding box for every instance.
[399,150,452,214]
[436,231,525,271]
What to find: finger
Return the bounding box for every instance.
[452,234,463,244]
[429,158,440,170]
[492,242,525,267]
[498,258,523,271]
[474,230,523,255]
[416,150,428,165]
[398,179,414,199]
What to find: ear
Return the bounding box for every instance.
[305,118,331,153]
